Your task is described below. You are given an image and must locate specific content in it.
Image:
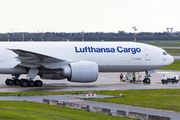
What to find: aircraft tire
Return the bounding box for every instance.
[146,78,150,83]
[5,79,10,85]
[35,80,43,87]
[28,81,35,87]
[7,79,14,85]
[5,79,13,85]
[20,79,28,87]
[14,79,20,85]
[143,78,151,83]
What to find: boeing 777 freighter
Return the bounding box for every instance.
[0,42,174,87]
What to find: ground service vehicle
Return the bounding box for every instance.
[161,74,179,84]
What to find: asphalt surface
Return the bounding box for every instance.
[0,70,180,119]
[0,70,180,92]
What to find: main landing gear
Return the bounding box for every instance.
[5,78,43,87]
[143,71,151,83]
[5,68,43,87]
[5,74,43,87]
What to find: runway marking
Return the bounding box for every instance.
[68,100,84,102]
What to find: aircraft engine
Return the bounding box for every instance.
[62,61,98,83]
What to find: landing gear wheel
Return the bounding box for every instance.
[14,79,20,85]
[5,79,13,85]
[146,78,150,83]
[20,79,28,87]
[143,78,151,83]
[5,79,10,85]
[35,80,43,87]
[28,81,35,87]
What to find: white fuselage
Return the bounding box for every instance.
[0,41,174,73]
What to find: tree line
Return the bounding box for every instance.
[0,31,180,41]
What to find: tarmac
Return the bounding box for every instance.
[0,70,180,92]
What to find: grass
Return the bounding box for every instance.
[149,43,180,47]
[0,91,88,96]
[0,101,134,120]
[141,40,180,47]
[82,89,180,113]
[159,59,180,70]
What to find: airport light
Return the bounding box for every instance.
[22,33,24,41]
[41,32,43,41]
[132,26,137,42]
[82,30,84,41]
[7,32,9,42]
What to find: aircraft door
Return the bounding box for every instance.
[145,49,151,61]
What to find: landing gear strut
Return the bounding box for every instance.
[143,71,151,83]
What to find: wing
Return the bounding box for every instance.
[8,49,65,69]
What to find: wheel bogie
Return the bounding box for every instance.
[5,78,43,87]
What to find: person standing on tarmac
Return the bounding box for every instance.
[120,73,123,82]
[132,74,135,82]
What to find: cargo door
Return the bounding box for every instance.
[145,49,151,61]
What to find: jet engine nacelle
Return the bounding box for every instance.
[62,61,98,83]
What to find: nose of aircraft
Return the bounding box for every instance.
[167,55,174,65]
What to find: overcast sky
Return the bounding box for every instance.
[0,0,180,33]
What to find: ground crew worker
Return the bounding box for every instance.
[120,73,123,82]
[132,74,135,82]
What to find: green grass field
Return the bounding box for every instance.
[141,40,180,47]
[0,101,134,120]
[83,89,180,113]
